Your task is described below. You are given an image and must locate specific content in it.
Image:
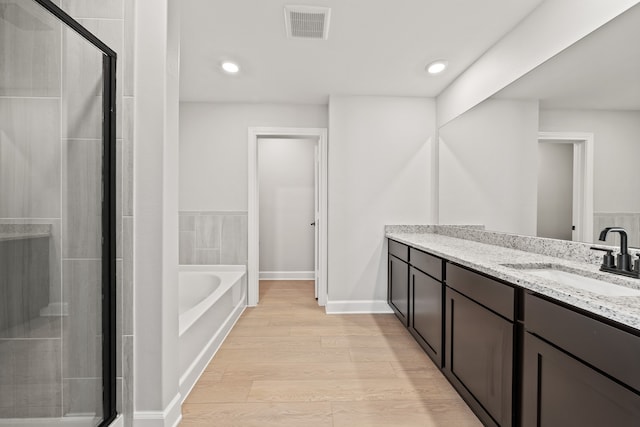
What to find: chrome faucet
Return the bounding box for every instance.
[593,227,640,278]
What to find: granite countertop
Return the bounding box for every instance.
[386,229,640,331]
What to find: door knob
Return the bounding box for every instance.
[310,222,316,226]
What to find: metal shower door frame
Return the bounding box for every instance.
[31,1,118,425]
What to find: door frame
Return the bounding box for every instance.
[537,131,594,242]
[248,127,328,307]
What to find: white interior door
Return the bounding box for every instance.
[313,142,320,298]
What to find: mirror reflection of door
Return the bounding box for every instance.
[537,141,574,240]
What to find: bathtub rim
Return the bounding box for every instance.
[179,264,247,273]
[178,273,221,316]
[178,264,246,337]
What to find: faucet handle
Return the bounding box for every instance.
[590,246,615,268]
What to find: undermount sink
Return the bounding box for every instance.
[502,263,640,297]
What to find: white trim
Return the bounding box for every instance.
[133,393,182,427]
[248,127,328,307]
[259,271,315,280]
[109,415,124,427]
[432,133,440,224]
[538,132,594,243]
[325,300,394,314]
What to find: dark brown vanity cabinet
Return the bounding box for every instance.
[388,240,409,326]
[444,264,515,427]
[522,294,640,427]
[409,248,444,367]
[387,238,640,426]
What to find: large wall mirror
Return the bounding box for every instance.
[439,3,640,247]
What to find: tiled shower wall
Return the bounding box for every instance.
[179,212,248,265]
[0,0,135,424]
[63,1,136,424]
[61,3,136,425]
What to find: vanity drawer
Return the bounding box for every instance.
[525,293,640,392]
[388,239,409,262]
[446,264,514,321]
[410,247,442,281]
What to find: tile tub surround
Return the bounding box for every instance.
[385,227,640,331]
[179,212,248,266]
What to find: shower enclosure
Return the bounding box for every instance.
[0,0,116,425]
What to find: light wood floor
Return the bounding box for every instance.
[180,280,481,426]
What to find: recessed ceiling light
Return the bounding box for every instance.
[426,60,448,74]
[221,61,240,74]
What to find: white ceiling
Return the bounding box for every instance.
[179,0,544,104]
[494,3,640,110]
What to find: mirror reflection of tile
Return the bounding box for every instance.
[594,214,640,248]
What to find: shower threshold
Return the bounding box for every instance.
[0,416,97,426]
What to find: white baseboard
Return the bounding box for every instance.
[259,271,315,280]
[325,300,393,314]
[133,393,182,427]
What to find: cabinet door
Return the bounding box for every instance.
[410,267,442,366]
[445,287,513,427]
[388,255,409,326]
[522,332,640,427]
[525,293,640,392]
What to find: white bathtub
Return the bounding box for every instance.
[178,265,246,400]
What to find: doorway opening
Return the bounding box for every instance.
[258,137,315,292]
[537,132,594,242]
[248,127,328,307]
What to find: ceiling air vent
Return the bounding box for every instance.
[284,5,331,40]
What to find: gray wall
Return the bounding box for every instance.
[178,103,327,270]
[179,102,328,211]
[540,109,640,213]
[439,98,540,236]
[540,109,640,246]
[328,96,436,307]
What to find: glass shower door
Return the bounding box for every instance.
[0,1,116,425]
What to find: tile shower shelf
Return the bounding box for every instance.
[0,233,50,242]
